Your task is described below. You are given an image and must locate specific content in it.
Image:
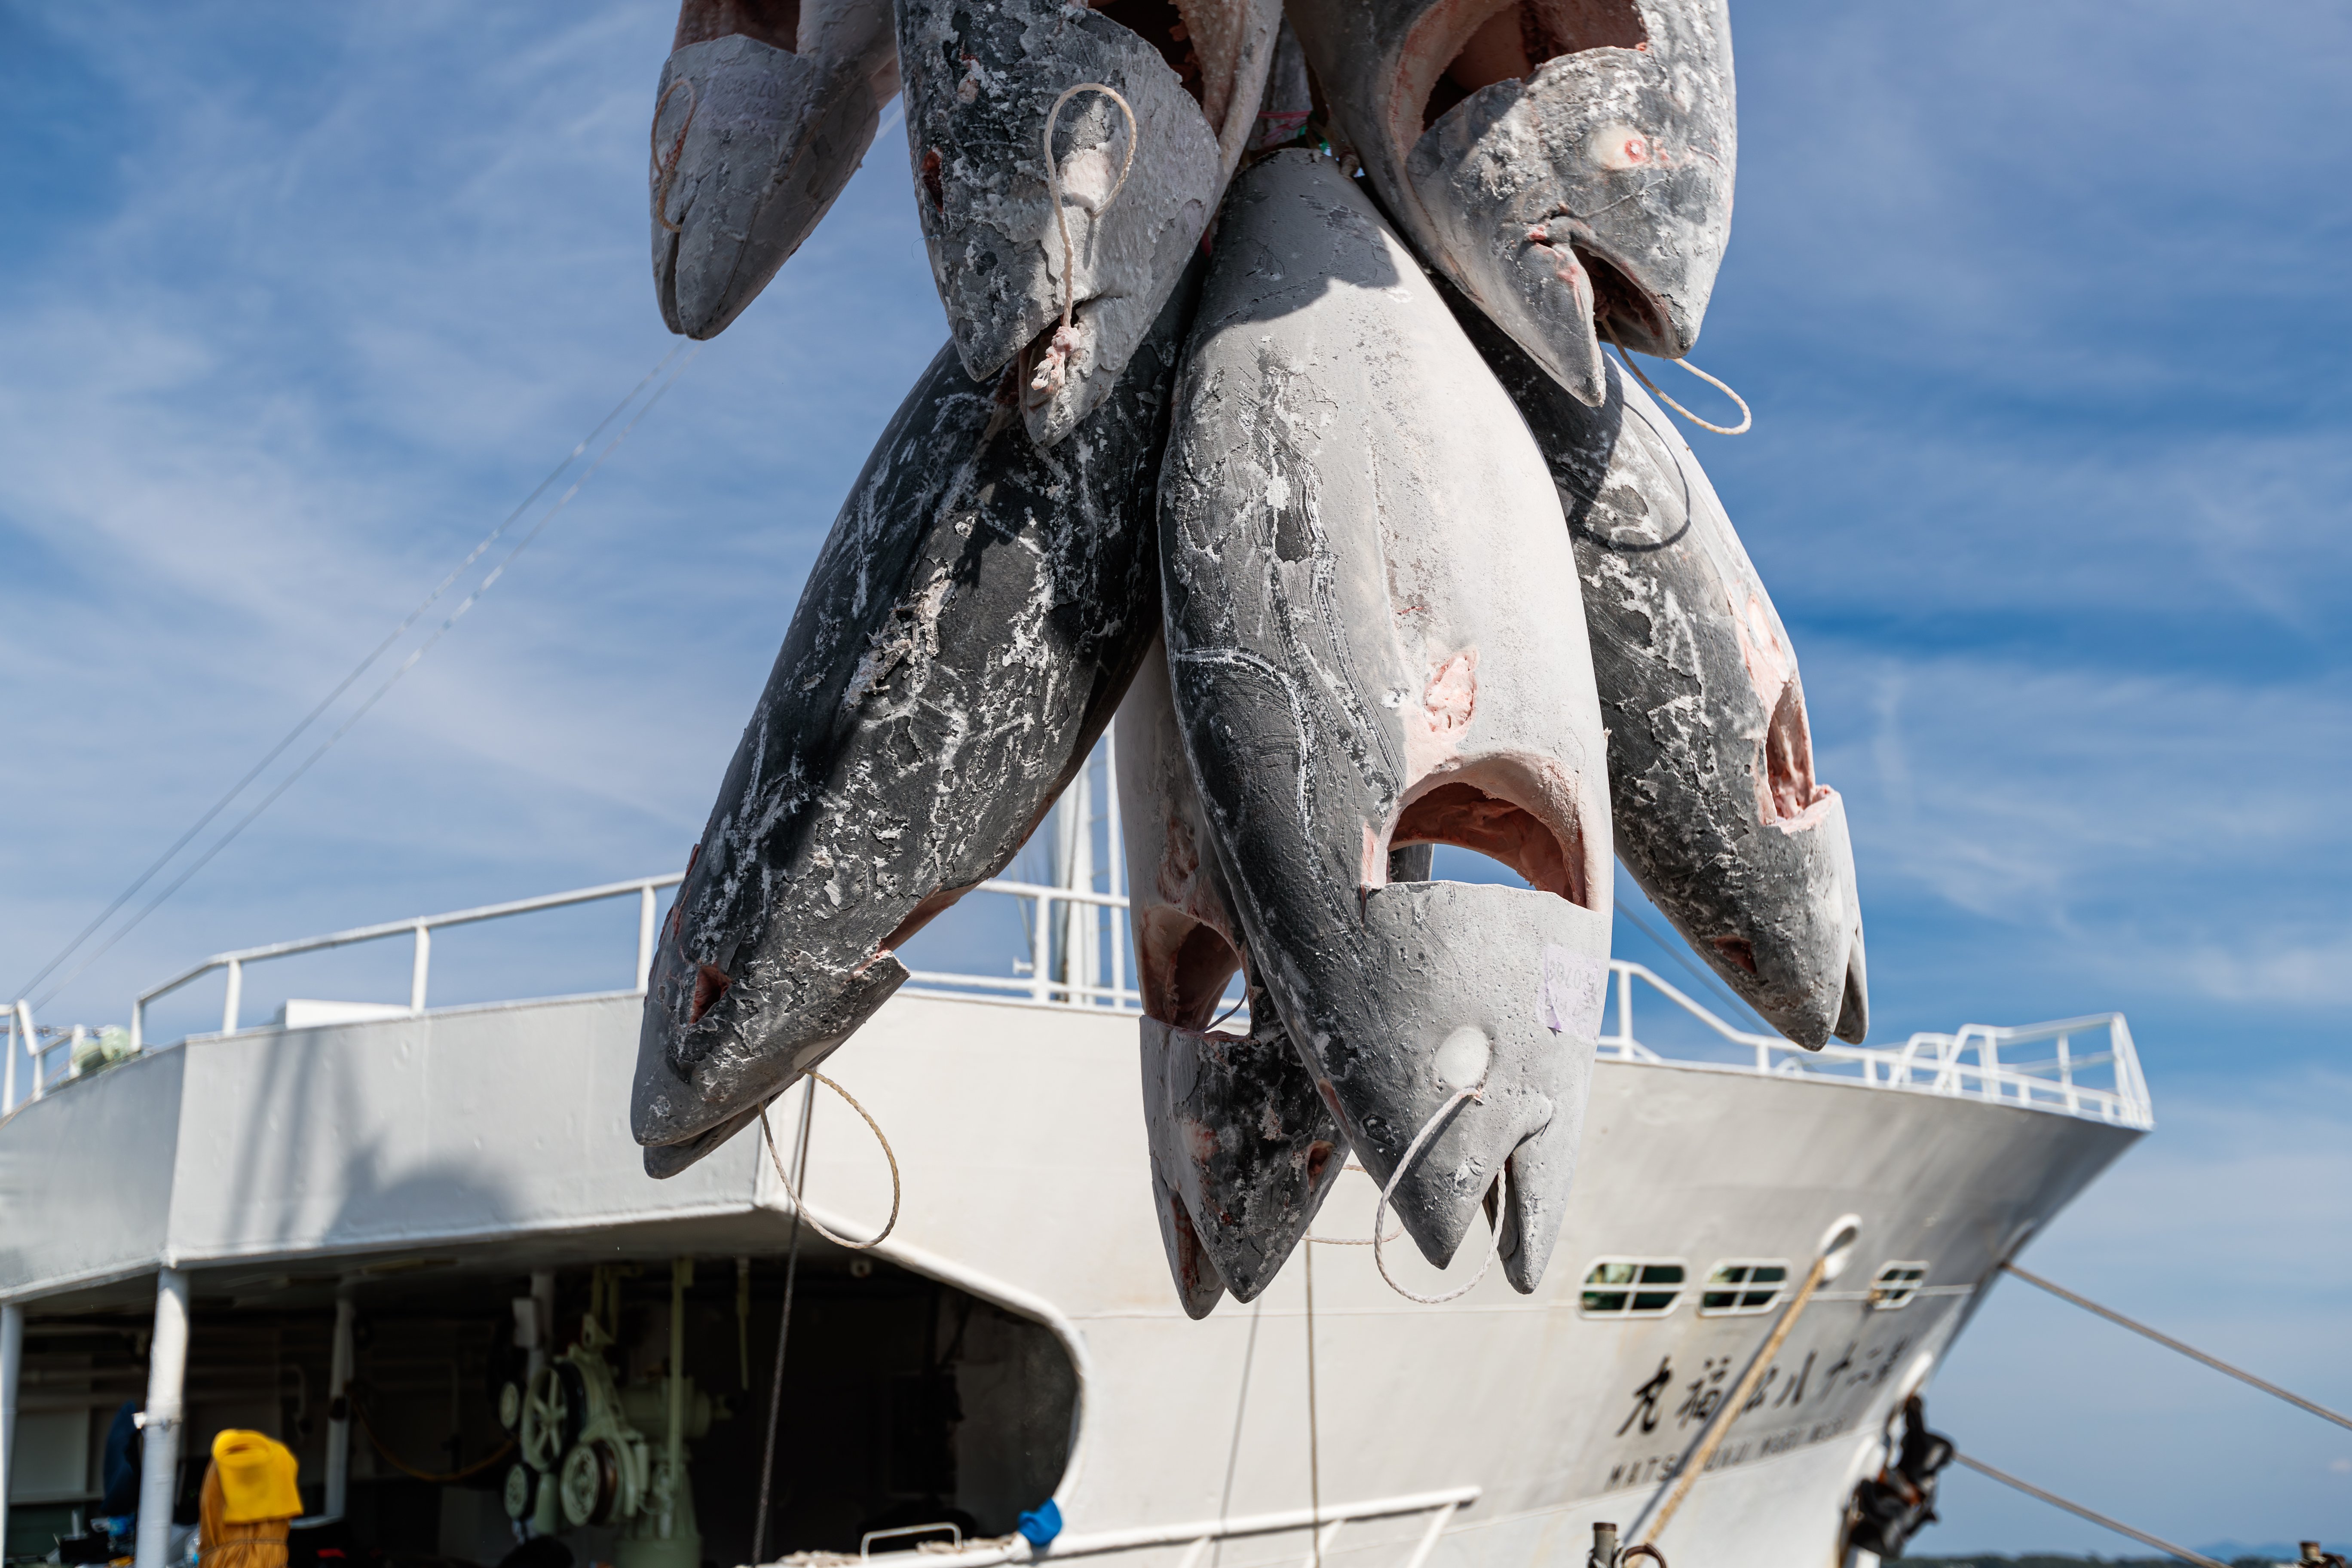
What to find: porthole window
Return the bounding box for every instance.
[1698,1260,1788,1316]
[1580,1259,1687,1318]
[1869,1261,1929,1310]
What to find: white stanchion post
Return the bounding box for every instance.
[135,1269,190,1568]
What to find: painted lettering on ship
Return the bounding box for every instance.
[1598,1330,1916,1490]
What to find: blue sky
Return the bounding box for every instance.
[2,0,2346,1549]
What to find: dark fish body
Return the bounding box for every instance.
[1118,637,1343,1315]
[652,0,901,339]
[1459,303,1867,1047]
[1286,0,1734,405]
[897,0,1280,446]
[633,267,1204,1176]
[1159,152,1611,1292]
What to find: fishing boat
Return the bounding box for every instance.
[0,754,2147,1568]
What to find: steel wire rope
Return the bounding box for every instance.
[1614,900,1776,1035]
[753,1079,817,1564]
[1951,1453,2227,1568]
[27,349,700,1011]
[2002,1262,2352,1430]
[12,346,687,1007]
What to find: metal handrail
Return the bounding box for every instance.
[851,1485,1479,1568]
[126,873,683,1050]
[10,876,2149,1133]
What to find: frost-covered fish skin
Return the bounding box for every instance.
[632,267,1202,1176]
[1160,152,1612,1291]
[1459,303,1866,1047]
[897,0,1279,446]
[1118,637,1344,1314]
[651,0,901,339]
[1286,0,1734,406]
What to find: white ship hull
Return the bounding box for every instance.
[1,958,2141,1568]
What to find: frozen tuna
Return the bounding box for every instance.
[1159,151,1612,1292]
[1458,304,1867,1046]
[1285,0,1735,405]
[633,266,1203,1176]
[651,0,902,339]
[1118,637,1344,1315]
[897,0,1280,446]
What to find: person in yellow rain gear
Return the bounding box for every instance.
[199,1430,301,1568]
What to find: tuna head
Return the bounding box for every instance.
[897,0,1281,446]
[1161,153,1613,1293]
[651,0,900,339]
[1118,637,1345,1316]
[1286,0,1734,405]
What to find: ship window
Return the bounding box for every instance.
[1698,1260,1788,1316]
[1580,1258,1686,1318]
[1870,1261,1929,1309]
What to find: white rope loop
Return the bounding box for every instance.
[1612,343,1752,436]
[757,1071,901,1250]
[1370,1087,1506,1304]
[1029,81,1138,399]
[1308,1162,1402,1245]
[650,76,699,235]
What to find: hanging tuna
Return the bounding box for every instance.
[1117,637,1345,1315]
[1159,151,1612,1292]
[1457,302,1866,1047]
[651,0,903,338]
[1284,0,1734,406]
[897,0,1283,446]
[631,264,1203,1176]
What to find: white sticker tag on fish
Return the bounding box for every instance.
[1540,946,1607,1040]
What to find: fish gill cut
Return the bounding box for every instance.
[897,0,1280,447]
[651,0,902,339]
[1458,300,1868,1048]
[1285,0,1735,406]
[1159,151,1612,1292]
[632,262,1204,1177]
[1118,635,1345,1316]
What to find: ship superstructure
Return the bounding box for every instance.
[0,796,2147,1568]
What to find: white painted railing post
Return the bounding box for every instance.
[220,958,243,1035]
[11,1001,34,1109]
[135,1268,190,1568]
[1031,894,1053,1005]
[3,1004,18,1114]
[409,923,431,1015]
[637,885,659,993]
[1616,965,1634,1053]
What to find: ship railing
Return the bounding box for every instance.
[1600,961,2153,1129]
[9,877,2147,1133]
[848,1485,1479,1568]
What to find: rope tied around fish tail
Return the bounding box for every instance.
[1030,81,1139,401]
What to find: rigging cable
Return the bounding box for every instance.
[1614,900,1773,1032]
[1951,1453,2226,1568]
[2002,1262,2352,1430]
[21,346,698,1011]
[753,1078,818,1564]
